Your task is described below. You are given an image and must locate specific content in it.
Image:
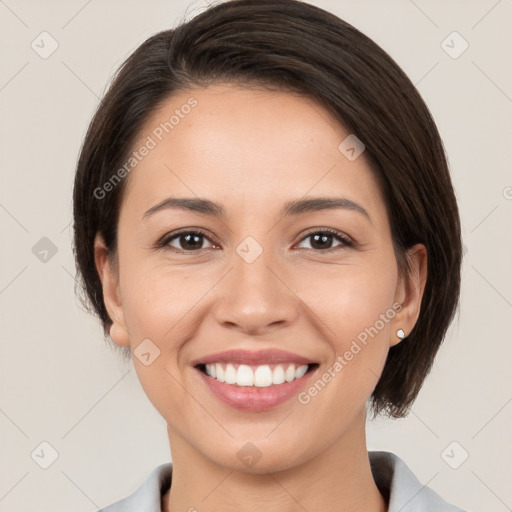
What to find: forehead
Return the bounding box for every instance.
[121,84,386,220]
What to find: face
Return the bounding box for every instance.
[95,84,426,473]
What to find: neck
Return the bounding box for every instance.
[163,413,386,512]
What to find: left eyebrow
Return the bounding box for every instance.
[280,196,372,223]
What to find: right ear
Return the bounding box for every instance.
[94,233,130,347]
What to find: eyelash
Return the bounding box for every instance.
[156,227,354,254]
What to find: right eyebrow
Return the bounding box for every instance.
[143,197,225,220]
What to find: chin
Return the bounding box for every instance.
[200,433,315,475]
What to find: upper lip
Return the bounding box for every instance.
[191,349,316,367]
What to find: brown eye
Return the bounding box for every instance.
[161,230,217,252]
[296,229,353,252]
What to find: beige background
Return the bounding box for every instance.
[1,0,511,511]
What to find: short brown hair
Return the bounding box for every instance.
[73,0,462,418]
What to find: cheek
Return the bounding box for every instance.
[301,257,398,391]
[120,262,206,342]
[118,260,212,413]
[303,256,398,339]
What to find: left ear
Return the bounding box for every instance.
[391,243,428,347]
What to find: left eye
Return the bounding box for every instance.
[296,230,352,251]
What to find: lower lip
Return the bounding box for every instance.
[195,366,318,411]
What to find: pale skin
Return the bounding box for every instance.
[95,84,427,512]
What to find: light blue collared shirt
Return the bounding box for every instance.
[98,451,467,511]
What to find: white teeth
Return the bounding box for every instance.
[285,364,295,382]
[295,365,308,379]
[237,364,254,386]
[215,363,225,382]
[272,365,285,384]
[224,363,237,384]
[203,363,310,386]
[254,365,273,387]
[206,364,216,378]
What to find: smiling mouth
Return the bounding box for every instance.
[196,362,319,387]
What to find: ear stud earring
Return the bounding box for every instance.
[396,329,406,340]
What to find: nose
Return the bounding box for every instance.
[211,245,299,335]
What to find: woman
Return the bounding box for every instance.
[73,0,466,510]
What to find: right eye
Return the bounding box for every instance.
[159,229,219,253]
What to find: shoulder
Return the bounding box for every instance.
[96,463,173,512]
[369,451,468,512]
